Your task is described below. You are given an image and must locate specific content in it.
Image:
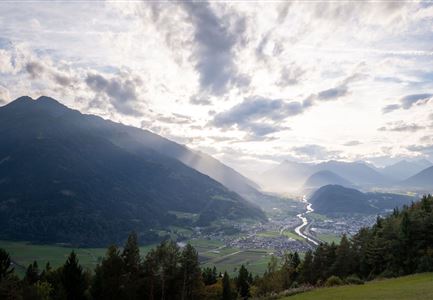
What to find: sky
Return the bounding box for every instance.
[1,1,433,179]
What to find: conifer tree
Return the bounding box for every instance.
[61,251,87,300]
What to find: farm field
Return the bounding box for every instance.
[282,273,433,300]
[0,239,274,277]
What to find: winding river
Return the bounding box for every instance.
[294,195,319,245]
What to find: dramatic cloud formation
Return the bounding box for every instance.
[1,1,433,176]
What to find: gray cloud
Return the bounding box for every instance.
[378,122,425,132]
[212,96,301,138]
[317,84,348,101]
[85,72,143,116]
[382,93,433,113]
[344,140,362,146]
[292,144,342,160]
[182,2,246,96]
[25,61,45,78]
[277,64,306,87]
[401,93,433,109]
[382,104,400,114]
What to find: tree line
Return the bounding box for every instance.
[1,195,432,299]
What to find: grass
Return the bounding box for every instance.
[0,240,155,275]
[1,238,272,277]
[281,273,433,300]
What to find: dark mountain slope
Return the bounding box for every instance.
[0,96,265,246]
[310,185,414,215]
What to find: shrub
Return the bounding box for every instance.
[345,275,364,285]
[324,276,343,287]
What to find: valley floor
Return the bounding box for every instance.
[281,273,433,300]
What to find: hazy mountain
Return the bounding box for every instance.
[401,165,433,190]
[303,170,353,189]
[0,96,265,246]
[261,160,391,193]
[380,159,433,181]
[310,185,414,215]
[315,160,391,186]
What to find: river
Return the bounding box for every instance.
[294,195,319,245]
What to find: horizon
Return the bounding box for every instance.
[0,1,433,179]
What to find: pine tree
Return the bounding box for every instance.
[222,271,233,300]
[91,245,125,300]
[298,250,314,284]
[25,261,40,284]
[180,244,203,300]
[0,248,14,282]
[122,232,141,275]
[236,265,250,299]
[61,251,87,300]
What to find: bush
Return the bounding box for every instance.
[324,276,343,287]
[416,256,433,273]
[345,275,364,285]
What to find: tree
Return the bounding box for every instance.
[180,244,203,300]
[236,265,251,299]
[0,249,14,282]
[202,266,217,285]
[298,250,314,284]
[61,251,87,300]
[222,272,233,300]
[91,245,125,300]
[332,235,356,278]
[122,232,141,275]
[25,261,40,285]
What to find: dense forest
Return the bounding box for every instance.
[1,195,432,300]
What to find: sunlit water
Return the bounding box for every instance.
[294,195,319,245]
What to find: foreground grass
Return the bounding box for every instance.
[282,273,433,300]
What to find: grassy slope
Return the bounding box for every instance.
[282,273,433,300]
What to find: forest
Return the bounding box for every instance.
[0,195,432,300]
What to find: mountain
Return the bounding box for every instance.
[315,160,391,186]
[303,170,352,189]
[261,160,391,193]
[401,165,433,190]
[0,96,265,246]
[310,185,414,215]
[380,159,433,181]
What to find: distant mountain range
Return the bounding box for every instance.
[303,170,353,190]
[401,165,433,190]
[261,160,391,193]
[310,185,415,215]
[380,159,432,181]
[0,96,265,246]
[261,158,433,193]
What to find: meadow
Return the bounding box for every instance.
[282,273,433,300]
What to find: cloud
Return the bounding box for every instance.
[382,93,433,113]
[317,84,348,101]
[344,140,362,146]
[85,71,144,116]
[292,144,342,160]
[382,104,400,114]
[212,96,305,137]
[0,85,9,104]
[25,61,45,78]
[277,64,306,86]
[182,2,246,95]
[378,121,425,132]
[401,93,433,109]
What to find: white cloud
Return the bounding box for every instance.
[0,1,432,175]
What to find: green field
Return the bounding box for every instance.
[282,273,433,300]
[1,239,273,277]
[316,233,341,244]
[0,240,156,276]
